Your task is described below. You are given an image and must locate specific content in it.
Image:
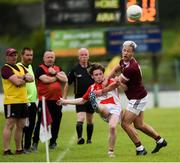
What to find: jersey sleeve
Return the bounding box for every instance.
[67,68,75,85]
[1,66,14,79]
[57,66,62,72]
[35,67,45,79]
[82,86,91,100]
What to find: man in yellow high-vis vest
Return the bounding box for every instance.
[1,48,33,155]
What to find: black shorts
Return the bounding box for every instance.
[76,101,94,114]
[4,103,28,119]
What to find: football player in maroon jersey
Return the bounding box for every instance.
[95,41,167,155]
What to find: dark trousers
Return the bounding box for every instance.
[32,100,62,145]
[23,102,37,149]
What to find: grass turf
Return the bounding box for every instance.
[0,108,180,162]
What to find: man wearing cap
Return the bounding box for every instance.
[1,48,33,155]
[94,41,167,155]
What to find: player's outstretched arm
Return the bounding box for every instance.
[115,76,128,91]
[102,82,119,93]
[107,65,121,79]
[102,65,121,87]
[57,97,87,106]
[118,82,128,91]
[94,82,119,96]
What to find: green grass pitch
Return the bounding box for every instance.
[0,108,180,162]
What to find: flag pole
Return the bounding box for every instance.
[42,96,50,163]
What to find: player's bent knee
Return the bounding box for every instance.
[121,121,128,129]
[134,124,143,130]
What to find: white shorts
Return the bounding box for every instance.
[105,104,122,116]
[99,104,122,123]
[127,95,148,115]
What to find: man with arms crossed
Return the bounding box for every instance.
[17,47,38,153]
[1,48,33,155]
[32,50,68,150]
[94,41,167,155]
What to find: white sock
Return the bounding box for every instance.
[136,145,144,151]
[157,138,164,144]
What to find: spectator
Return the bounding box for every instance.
[31,50,67,151]
[1,48,33,155]
[17,47,38,153]
[64,48,94,144]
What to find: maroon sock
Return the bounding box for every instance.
[155,136,161,141]
[135,141,141,147]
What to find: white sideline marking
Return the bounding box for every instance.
[55,133,76,162]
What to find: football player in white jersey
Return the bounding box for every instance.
[57,63,126,157]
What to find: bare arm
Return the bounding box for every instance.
[94,82,119,96]
[56,71,68,83]
[39,74,57,83]
[57,97,87,105]
[23,73,34,83]
[103,75,128,93]
[102,82,119,94]
[62,82,69,99]
[95,76,127,96]
[9,74,26,86]
[114,76,128,91]
[102,65,121,87]
[107,65,121,80]
[48,67,68,83]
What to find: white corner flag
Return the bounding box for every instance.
[40,96,52,162]
[40,98,52,143]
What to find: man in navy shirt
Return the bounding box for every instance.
[64,48,94,144]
